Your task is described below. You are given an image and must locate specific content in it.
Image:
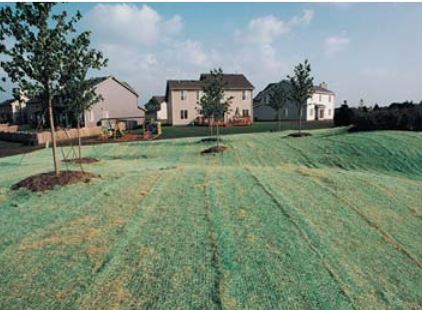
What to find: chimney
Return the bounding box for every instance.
[320,82,328,89]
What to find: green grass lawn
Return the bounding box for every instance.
[0,128,421,309]
[131,120,334,139]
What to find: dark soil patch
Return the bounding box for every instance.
[287,132,312,138]
[201,146,227,155]
[62,157,99,164]
[11,171,98,192]
[199,137,223,143]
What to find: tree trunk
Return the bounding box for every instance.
[278,109,281,131]
[210,114,214,138]
[299,106,303,135]
[47,93,60,175]
[77,118,84,173]
[77,119,82,160]
[216,119,220,148]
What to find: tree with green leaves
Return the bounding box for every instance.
[287,60,314,135]
[199,68,232,148]
[268,81,289,131]
[0,3,84,175]
[60,30,107,162]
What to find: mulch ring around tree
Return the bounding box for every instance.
[201,145,228,155]
[62,157,99,164]
[199,137,224,143]
[286,132,312,138]
[11,171,99,192]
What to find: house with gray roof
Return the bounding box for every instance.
[165,73,254,125]
[253,80,335,122]
[26,76,144,129]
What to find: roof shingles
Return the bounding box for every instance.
[167,74,254,91]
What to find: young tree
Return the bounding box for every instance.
[60,30,107,161]
[268,81,289,131]
[287,60,314,135]
[0,3,83,175]
[199,68,232,147]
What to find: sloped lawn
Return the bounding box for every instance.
[0,128,421,308]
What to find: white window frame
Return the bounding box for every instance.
[88,110,94,122]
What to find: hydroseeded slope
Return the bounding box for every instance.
[0,129,421,309]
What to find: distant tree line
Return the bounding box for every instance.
[335,101,422,131]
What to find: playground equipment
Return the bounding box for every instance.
[97,119,161,143]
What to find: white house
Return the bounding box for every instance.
[253,81,335,122]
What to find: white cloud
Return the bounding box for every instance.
[165,15,183,35]
[324,35,351,55]
[236,10,314,45]
[288,9,314,27]
[171,40,210,66]
[86,4,182,46]
[237,15,289,45]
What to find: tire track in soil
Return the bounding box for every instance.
[312,176,422,270]
[203,169,223,310]
[246,167,357,309]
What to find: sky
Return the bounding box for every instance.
[1,2,422,107]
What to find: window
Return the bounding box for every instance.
[242,90,247,100]
[235,107,240,116]
[196,91,200,100]
[319,109,324,119]
[242,109,249,117]
[319,94,322,102]
[88,110,94,122]
[309,108,313,116]
[328,95,332,102]
[180,110,188,119]
[181,90,187,101]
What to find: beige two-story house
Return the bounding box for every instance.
[165,73,254,126]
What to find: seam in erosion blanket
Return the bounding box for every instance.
[313,177,422,270]
[246,167,357,309]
